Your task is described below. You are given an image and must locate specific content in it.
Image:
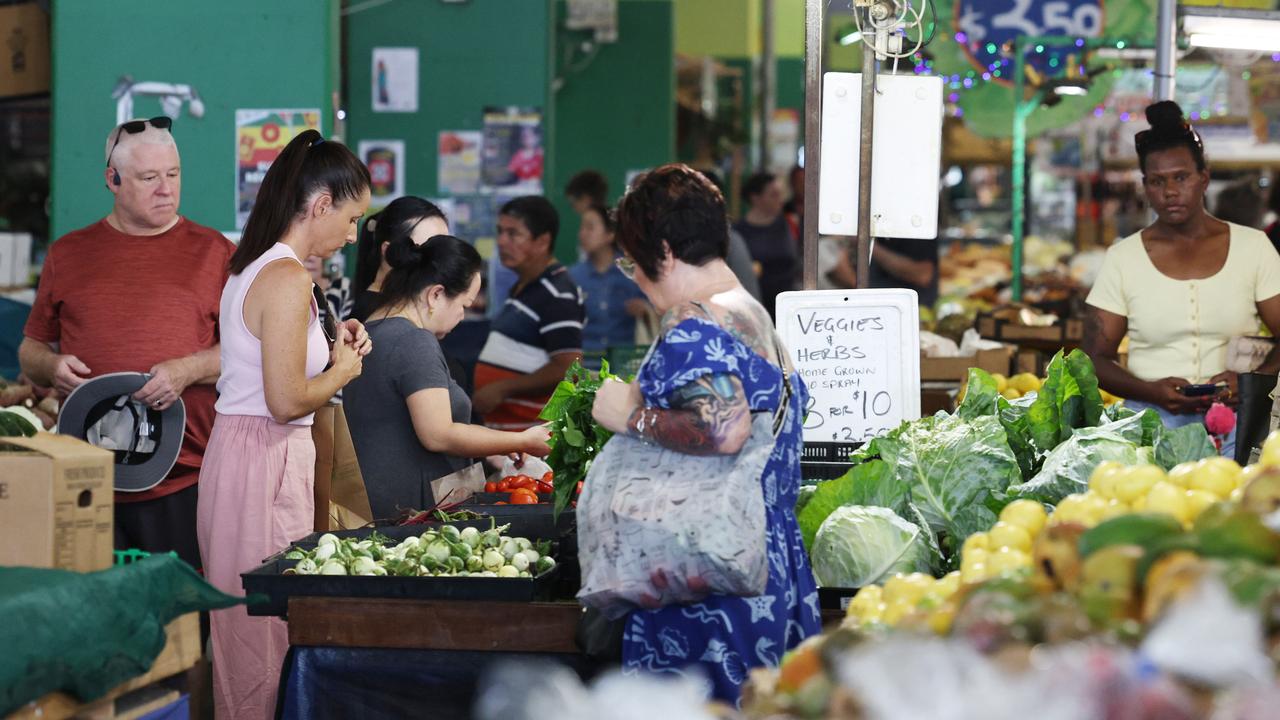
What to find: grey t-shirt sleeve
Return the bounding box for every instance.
[392,328,452,398]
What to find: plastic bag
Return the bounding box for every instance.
[499,454,552,480]
[1141,575,1272,688]
[575,410,778,619]
[474,660,716,720]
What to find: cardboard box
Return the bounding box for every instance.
[0,3,49,98]
[0,434,113,571]
[920,346,1015,381]
[977,315,1083,345]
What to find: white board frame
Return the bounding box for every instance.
[776,288,921,445]
[817,73,943,239]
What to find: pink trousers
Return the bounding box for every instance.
[197,414,315,720]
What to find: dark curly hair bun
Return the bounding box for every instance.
[1145,100,1186,133]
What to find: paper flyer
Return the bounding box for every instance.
[358,139,406,206]
[235,108,322,230]
[372,47,419,113]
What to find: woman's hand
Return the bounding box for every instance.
[330,324,363,384]
[519,425,552,456]
[1149,377,1212,415]
[592,378,641,434]
[1209,371,1240,407]
[343,319,373,357]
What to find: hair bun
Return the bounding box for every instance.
[1145,100,1187,132]
[384,234,425,270]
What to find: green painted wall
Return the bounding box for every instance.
[345,0,552,201]
[551,0,675,258]
[50,0,336,242]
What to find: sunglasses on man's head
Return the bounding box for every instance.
[106,116,173,168]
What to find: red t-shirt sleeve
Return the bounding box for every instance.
[24,248,60,344]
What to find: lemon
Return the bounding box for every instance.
[1001,388,1024,400]
[962,532,990,556]
[1240,463,1265,489]
[1260,431,1280,468]
[986,547,1032,577]
[991,373,1009,394]
[1051,494,1090,524]
[882,572,934,606]
[1011,373,1042,395]
[1191,457,1242,497]
[961,547,989,572]
[1115,465,1166,503]
[1132,495,1148,511]
[1100,498,1130,521]
[960,561,988,585]
[846,585,882,619]
[999,499,1048,536]
[1187,456,1239,497]
[928,605,956,635]
[935,571,961,598]
[1230,486,1244,503]
[988,521,1033,553]
[1147,481,1190,524]
[882,600,916,626]
[1088,461,1127,499]
[1184,489,1218,520]
[1166,462,1198,489]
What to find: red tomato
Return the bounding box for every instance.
[484,482,498,493]
[509,476,535,490]
[576,481,584,495]
[497,478,512,492]
[510,488,539,505]
[495,501,508,505]
[542,471,554,484]
[535,480,553,495]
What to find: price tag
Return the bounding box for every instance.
[776,289,921,445]
[955,0,1104,80]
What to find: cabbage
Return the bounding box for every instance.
[810,505,932,588]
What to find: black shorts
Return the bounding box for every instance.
[113,483,201,571]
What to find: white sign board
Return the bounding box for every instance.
[776,289,921,445]
[817,73,943,239]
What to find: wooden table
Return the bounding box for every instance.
[287,596,846,652]
[287,597,584,653]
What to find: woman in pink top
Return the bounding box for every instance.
[198,129,371,720]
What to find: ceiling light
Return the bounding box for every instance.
[1182,7,1280,52]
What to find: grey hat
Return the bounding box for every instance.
[57,372,185,492]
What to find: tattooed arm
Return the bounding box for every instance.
[627,373,753,456]
[1083,304,1207,414]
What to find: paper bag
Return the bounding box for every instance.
[430,462,487,507]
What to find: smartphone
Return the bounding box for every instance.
[1179,383,1222,397]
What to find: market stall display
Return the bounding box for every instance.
[743,437,1280,719]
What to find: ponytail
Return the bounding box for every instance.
[378,234,482,311]
[353,196,449,293]
[230,129,371,274]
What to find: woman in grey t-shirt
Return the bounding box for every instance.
[344,233,551,519]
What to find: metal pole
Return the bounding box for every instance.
[1154,0,1177,100]
[1012,36,1027,303]
[802,0,824,290]
[856,32,875,289]
[761,0,776,172]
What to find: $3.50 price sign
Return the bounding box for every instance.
[775,290,921,446]
[954,0,1104,81]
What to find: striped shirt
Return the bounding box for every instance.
[474,263,584,429]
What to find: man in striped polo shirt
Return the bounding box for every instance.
[473,196,585,429]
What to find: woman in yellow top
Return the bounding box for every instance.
[1085,100,1280,455]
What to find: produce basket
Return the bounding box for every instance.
[800,441,861,482]
[242,528,564,618]
[459,498,577,538]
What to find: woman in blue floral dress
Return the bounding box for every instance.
[591,165,821,705]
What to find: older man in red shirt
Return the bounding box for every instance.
[20,118,233,568]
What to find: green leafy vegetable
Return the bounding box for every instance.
[1008,422,1143,504]
[876,413,1021,539]
[956,368,999,419]
[1027,350,1106,453]
[1153,422,1218,470]
[538,360,621,517]
[809,505,934,587]
[796,459,905,549]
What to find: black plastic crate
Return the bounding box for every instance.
[459,499,576,538]
[818,586,860,612]
[801,441,863,462]
[242,557,562,618]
